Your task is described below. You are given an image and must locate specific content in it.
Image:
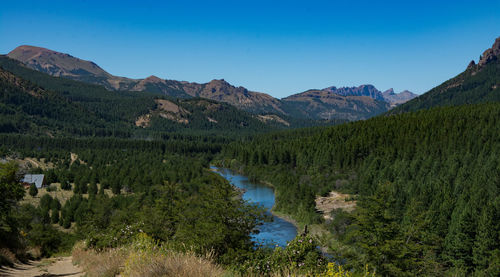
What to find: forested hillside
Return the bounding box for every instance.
[0,134,266,267]
[221,103,500,275]
[0,66,123,136]
[0,56,306,136]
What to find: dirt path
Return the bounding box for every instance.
[0,256,84,277]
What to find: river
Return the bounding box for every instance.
[211,166,297,248]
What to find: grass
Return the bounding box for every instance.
[73,243,126,277]
[72,234,228,277]
[0,248,17,267]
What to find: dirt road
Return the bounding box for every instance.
[0,256,83,277]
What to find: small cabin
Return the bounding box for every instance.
[21,174,46,189]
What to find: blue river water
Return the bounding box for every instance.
[211,167,297,248]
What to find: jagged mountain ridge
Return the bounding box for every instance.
[282,89,390,121]
[323,84,385,101]
[321,85,417,105]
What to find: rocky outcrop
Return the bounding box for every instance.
[478,37,500,66]
[467,60,476,70]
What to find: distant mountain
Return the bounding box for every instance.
[323,84,385,101]
[382,88,418,106]
[7,45,415,121]
[321,84,417,106]
[7,45,284,114]
[282,89,390,121]
[7,45,137,91]
[392,36,500,113]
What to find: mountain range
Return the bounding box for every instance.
[6,45,416,120]
[1,36,499,136]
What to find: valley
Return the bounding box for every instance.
[1,20,499,277]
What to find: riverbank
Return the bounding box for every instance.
[212,167,300,228]
[257,180,303,231]
[210,166,297,247]
[270,209,300,230]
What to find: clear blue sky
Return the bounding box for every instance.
[1,0,499,98]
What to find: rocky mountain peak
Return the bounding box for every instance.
[467,60,476,69]
[478,36,500,66]
[208,79,230,86]
[143,75,164,83]
[8,45,56,60]
[383,88,395,96]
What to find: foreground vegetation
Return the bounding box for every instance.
[72,234,227,277]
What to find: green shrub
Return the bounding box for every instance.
[237,234,327,275]
[46,184,57,192]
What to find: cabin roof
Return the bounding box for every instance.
[21,174,45,188]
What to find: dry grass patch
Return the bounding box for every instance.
[72,235,227,277]
[22,183,114,207]
[0,248,18,266]
[21,183,74,206]
[72,242,126,277]
[316,191,356,221]
[123,250,226,277]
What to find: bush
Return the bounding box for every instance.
[39,194,53,210]
[237,234,327,275]
[60,180,71,190]
[27,223,76,257]
[46,184,57,192]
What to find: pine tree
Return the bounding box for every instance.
[473,204,498,270]
[41,209,51,224]
[29,183,38,197]
[51,210,59,224]
[50,198,61,211]
[98,183,105,195]
[112,182,121,195]
[88,182,97,195]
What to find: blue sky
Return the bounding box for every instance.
[1,0,499,98]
